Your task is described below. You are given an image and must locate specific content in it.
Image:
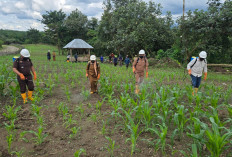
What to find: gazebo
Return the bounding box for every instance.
[63,39,93,62]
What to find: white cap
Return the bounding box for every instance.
[48,50,50,52]
[139,49,145,55]
[20,49,30,57]
[199,51,207,58]
[90,55,96,60]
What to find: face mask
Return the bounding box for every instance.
[139,56,144,59]
[199,58,204,61]
[23,57,29,60]
[91,60,95,63]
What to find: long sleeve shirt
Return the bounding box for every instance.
[187,58,207,77]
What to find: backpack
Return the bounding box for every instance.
[190,57,206,68]
[87,62,99,73]
[135,57,147,67]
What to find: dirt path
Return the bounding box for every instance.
[0,45,20,56]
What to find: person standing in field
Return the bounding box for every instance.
[133,50,149,94]
[13,49,37,103]
[109,54,112,63]
[52,51,56,61]
[113,55,118,66]
[74,53,78,63]
[47,50,51,61]
[125,55,130,69]
[187,51,207,96]
[100,55,104,63]
[86,55,100,94]
[119,54,123,66]
[67,53,70,62]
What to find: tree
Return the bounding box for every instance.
[98,0,175,56]
[26,28,41,44]
[41,10,66,55]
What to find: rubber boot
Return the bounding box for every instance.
[28,91,34,101]
[194,88,198,95]
[135,85,139,94]
[21,93,27,104]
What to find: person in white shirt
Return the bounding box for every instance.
[187,51,207,96]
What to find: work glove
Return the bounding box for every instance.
[33,72,37,81]
[146,72,148,78]
[204,72,207,80]
[97,74,100,80]
[19,73,25,80]
[188,69,191,75]
[133,67,135,74]
[86,73,88,77]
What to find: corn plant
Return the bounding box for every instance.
[105,136,116,157]
[4,120,16,134]
[96,99,104,113]
[7,133,13,153]
[81,88,90,101]
[2,105,21,121]
[75,104,85,120]
[64,86,71,102]
[31,104,42,116]
[74,148,86,157]
[147,123,168,155]
[204,117,232,157]
[69,126,81,138]
[22,125,48,145]
[124,109,142,155]
[101,120,107,135]
[173,105,189,140]
[64,114,77,128]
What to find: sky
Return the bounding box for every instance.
[0,0,223,31]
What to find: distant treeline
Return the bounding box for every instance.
[0,0,231,64]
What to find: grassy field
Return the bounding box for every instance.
[0,44,231,157]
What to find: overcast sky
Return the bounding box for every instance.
[0,0,223,31]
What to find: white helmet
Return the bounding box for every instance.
[199,51,207,59]
[139,49,145,55]
[90,55,96,60]
[20,49,30,57]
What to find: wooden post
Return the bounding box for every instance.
[70,49,72,62]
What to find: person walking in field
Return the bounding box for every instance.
[113,55,118,66]
[13,49,37,103]
[133,50,149,94]
[47,50,51,61]
[119,54,123,66]
[52,51,56,61]
[187,51,207,96]
[74,53,78,62]
[100,55,104,63]
[125,55,130,69]
[86,55,100,94]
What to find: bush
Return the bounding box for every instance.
[0,39,3,48]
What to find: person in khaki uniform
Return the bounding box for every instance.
[13,49,37,103]
[52,51,56,61]
[86,55,100,94]
[132,50,149,94]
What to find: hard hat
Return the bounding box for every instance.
[48,50,50,52]
[20,49,30,57]
[199,51,207,58]
[139,49,145,55]
[90,55,96,60]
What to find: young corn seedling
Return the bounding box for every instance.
[69,126,81,138]
[96,100,104,113]
[81,87,90,101]
[31,104,42,116]
[123,109,142,155]
[105,136,116,157]
[75,104,85,120]
[2,105,21,121]
[74,148,86,157]
[141,101,155,129]
[101,120,107,135]
[63,86,71,102]
[7,133,13,153]
[204,117,232,157]
[173,105,189,140]
[64,114,77,129]
[4,119,16,135]
[22,125,48,145]
[147,123,168,155]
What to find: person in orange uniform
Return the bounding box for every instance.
[132,50,149,94]
[86,55,100,94]
[13,49,37,103]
